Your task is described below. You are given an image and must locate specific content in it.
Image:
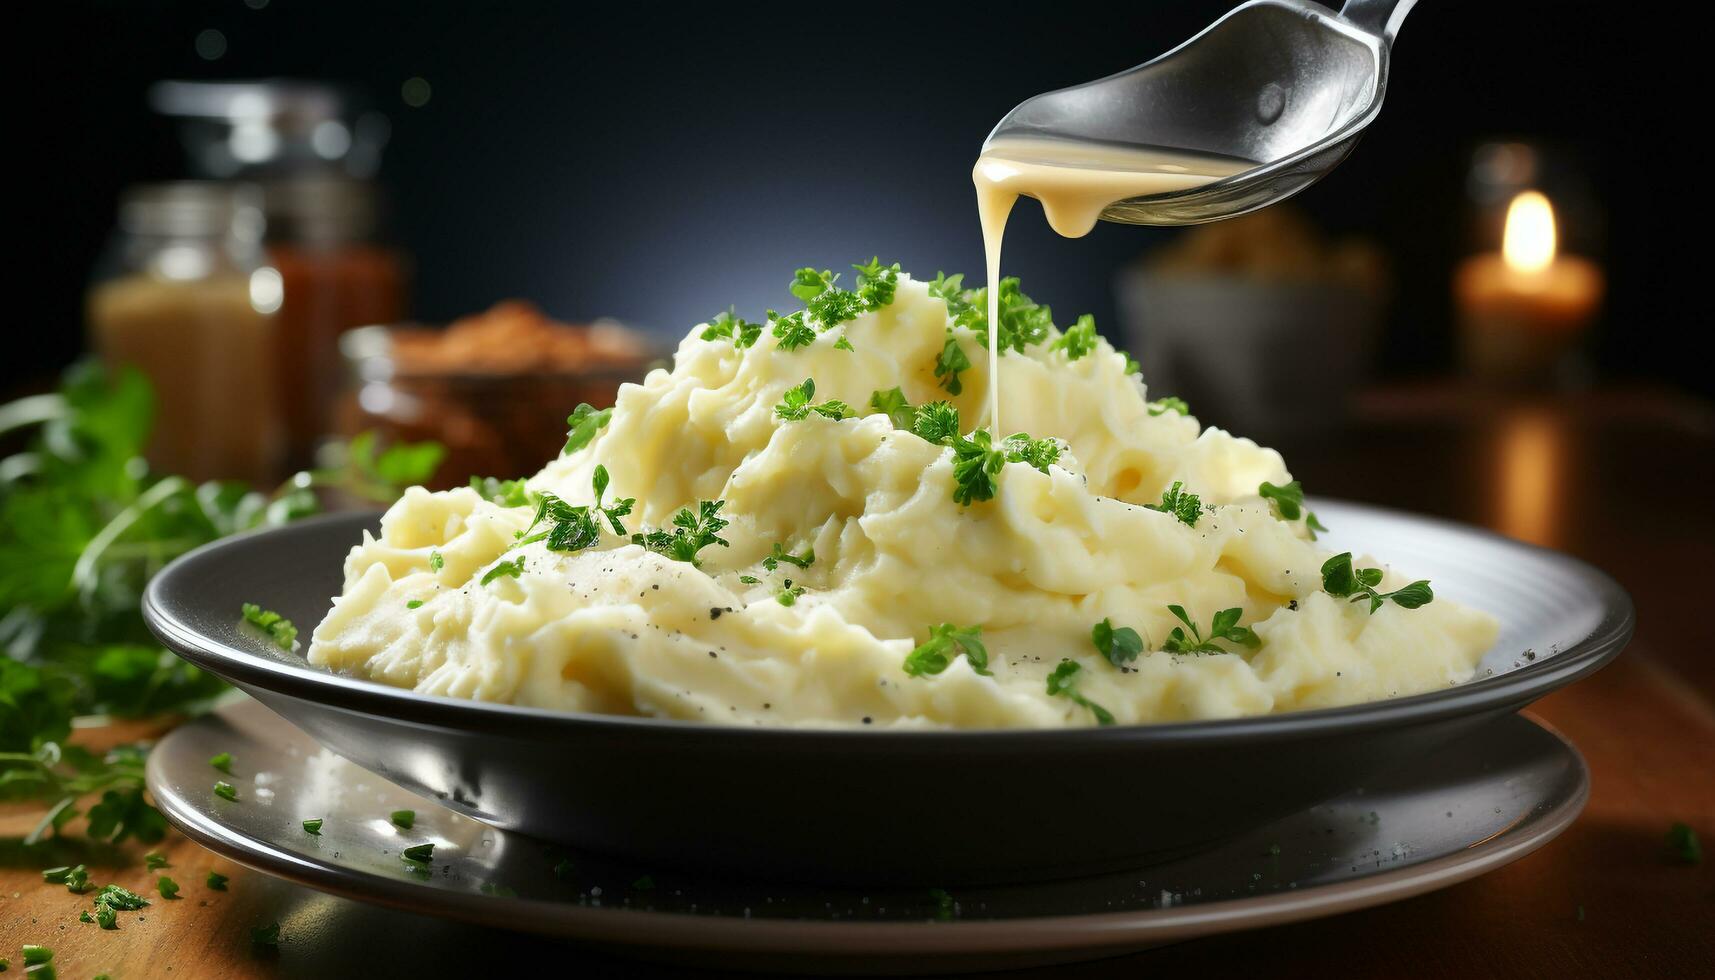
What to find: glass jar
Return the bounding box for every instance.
[86,182,285,484]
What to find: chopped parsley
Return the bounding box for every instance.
[302,818,323,835]
[250,922,281,947]
[406,600,424,609]
[1666,822,1702,865]
[903,623,990,677]
[21,947,51,967]
[1147,396,1189,417]
[1124,352,1143,376]
[94,883,149,911]
[206,871,228,890]
[156,875,179,899]
[209,752,232,773]
[1320,553,1433,613]
[516,467,634,554]
[43,864,90,894]
[912,401,961,445]
[776,580,806,606]
[632,500,730,567]
[429,549,444,572]
[869,387,915,429]
[700,307,763,349]
[1258,480,1328,539]
[1091,618,1144,667]
[763,543,814,571]
[1051,314,1099,360]
[933,329,972,394]
[738,574,760,584]
[213,781,237,801]
[390,809,415,829]
[770,310,816,351]
[1045,659,1115,725]
[480,555,526,586]
[925,272,970,314]
[929,886,956,921]
[240,603,297,650]
[144,851,168,870]
[1144,481,1202,527]
[469,475,532,507]
[562,403,613,455]
[852,257,901,310]
[1163,605,1260,655]
[789,267,839,302]
[775,378,854,422]
[401,843,435,864]
[947,428,1062,505]
[963,277,1054,354]
[808,288,866,327]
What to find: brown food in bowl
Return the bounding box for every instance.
[338,301,657,488]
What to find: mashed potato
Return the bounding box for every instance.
[308,268,1496,728]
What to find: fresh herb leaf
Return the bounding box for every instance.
[206,871,228,891]
[770,310,816,351]
[962,278,1054,354]
[926,272,971,314]
[469,475,532,508]
[590,465,635,535]
[401,843,434,864]
[929,887,956,921]
[933,329,971,395]
[1045,659,1115,725]
[250,922,280,947]
[1051,314,1099,360]
[789,267,838,302]
[631,500,730,567]
[1258,480,1327,540]
[156,875,179,899]
[1123,352,1142,376]
[776,579,806,606]
[1162,605,1259,655]
[429,549,444,572]
[208,752,232,773]
[1144,481,1202,527]
[1091,618,1144,667]
[912,401,961,445]
[144,851,168,870]
[21,946,52,966]
[852,257,901,310]
[775,378,854,422]
[240,603,297,650]
[1320,553,1433,613]
[1001,433,1061,474]
[480,555,526,586]
[869,387,915,430]
[762,543,814,571]
[213,781,237,801]
[808,288,866,327]
[950,430,1005,506]
[94,883,149,911]
[562,403,613,455]
[903,623,989,677]
[390,809,415,829]
[738,575,760,584]
[700,307,763,349]
[1147,396,1189,417]
[406,600,424,609]
[303,818,323,835]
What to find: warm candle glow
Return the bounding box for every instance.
[1502,190,1557,274]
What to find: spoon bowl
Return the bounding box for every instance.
[985,0,1415,225]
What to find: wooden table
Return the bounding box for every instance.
[4,385,1712,978]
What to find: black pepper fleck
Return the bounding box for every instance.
[710,608,723,619]
[862,716,872,724]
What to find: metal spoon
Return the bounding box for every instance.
[984,0,1417,225]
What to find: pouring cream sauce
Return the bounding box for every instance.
[972,137,1251,428]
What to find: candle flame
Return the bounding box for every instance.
[1502,191,1557,274]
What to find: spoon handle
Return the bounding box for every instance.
[1339,0,1417,42]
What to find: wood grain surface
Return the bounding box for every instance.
[4,386,1712,978]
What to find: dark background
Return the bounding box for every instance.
[21,1,1698,396]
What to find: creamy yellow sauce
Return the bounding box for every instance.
[306,271,1496,728]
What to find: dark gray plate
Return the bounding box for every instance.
[145,700,1588,974]
[142,499,1631,884]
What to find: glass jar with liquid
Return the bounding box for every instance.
[87,182,285,484]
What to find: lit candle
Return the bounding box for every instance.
[1454,190,1604,381]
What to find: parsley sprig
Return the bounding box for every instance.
[632,500,730,567]
[469,476,532,508]
[515,466,634,553]
[934,330,973,395]
[1045,659,1115,725]
[700,307,763,349]
[1258,480,1329,539]
[960,278,1055,355]
[1320,553,1433,613]
[949,427,1062,506]
[1051,314,1098,361]
[480,555,526,586]
[1162,605,1260,655]
[913,401,960,445]
[1144,481,1202,527]
[775,378,855,422]
[563,403,613,455]
[902,624,990,677]
[868,387,914,429]
[1147,396,1189,417]
[762,543,814,571]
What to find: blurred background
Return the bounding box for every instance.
[9,0,1706,497]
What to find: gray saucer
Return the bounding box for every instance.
[146,700,1587,974]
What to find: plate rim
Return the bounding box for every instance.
[145,707,1589,955]
[142,497,1635,744]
